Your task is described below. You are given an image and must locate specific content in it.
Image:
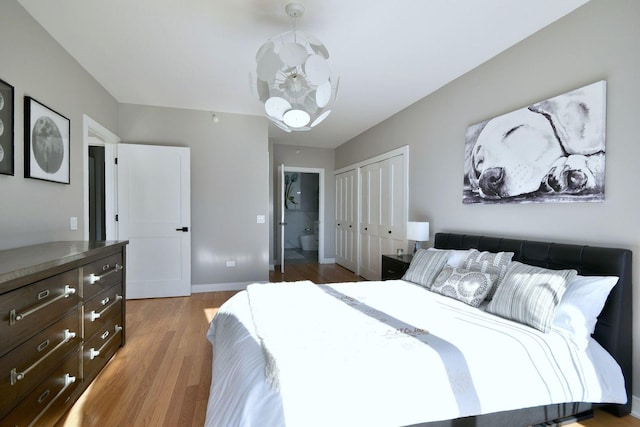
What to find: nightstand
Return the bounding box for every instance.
[381,254,413,280]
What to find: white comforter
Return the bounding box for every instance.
[205,280,625,427]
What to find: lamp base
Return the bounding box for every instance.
[413,241,422,254]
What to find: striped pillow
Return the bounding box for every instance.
[486,261,577,332]
[431,265,497,307]
[463,249,514,300]
[402,249,450,289]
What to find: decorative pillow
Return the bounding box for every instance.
[429,248,474,269]
[431,265,497,307]
[462,249,514,300]
[551,275,618,349]
[402,249,450,289]
[486,261,577,332]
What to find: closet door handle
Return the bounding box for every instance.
[176,227,189,232]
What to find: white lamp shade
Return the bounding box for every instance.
[407,221,429,242]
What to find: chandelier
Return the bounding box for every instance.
[254,3,338,132]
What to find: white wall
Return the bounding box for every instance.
[118,104,269,287]
[336,0,640,409]
[0,1,119,249]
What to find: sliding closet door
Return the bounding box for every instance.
[335,170,357,271]
[379,155,406,256]
[359,162,382,280]
[359,155,406,281]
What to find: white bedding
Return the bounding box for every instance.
[205,280,626,427]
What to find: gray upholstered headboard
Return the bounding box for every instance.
[433,232,632,417]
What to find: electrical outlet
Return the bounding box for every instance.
[256,215,265,224]
[226,261,236,267]
[69,217,78,230]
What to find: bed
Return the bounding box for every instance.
[205,232,632,426]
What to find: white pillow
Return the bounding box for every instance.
[551,275,618,349]
[462,249,514,300]
[429,248,474,269]
[486,261,576,332]
[431,265,496,307]
[402,249,450,289]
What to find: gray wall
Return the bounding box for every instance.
[336,0,639,404]
[0,1,119,250]
[118,104,269,285]
[270,143,336,265]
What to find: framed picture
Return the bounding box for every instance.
[24,96,70,184]
[0,78,14,176]
[463,80,606,204]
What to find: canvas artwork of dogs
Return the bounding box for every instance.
[463,80,606,204]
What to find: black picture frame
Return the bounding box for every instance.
[24,96,70,184]
[0,78,14,176]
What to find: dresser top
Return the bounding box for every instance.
[0,241,128,290]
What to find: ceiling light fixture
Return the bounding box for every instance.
[254,2,338,133]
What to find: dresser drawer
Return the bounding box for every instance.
[0,352,80,427]
[0,309,80,419]
[83,253,124,301]
[83,317,123,382]
[84,287,123,343]
[0,269,80,355]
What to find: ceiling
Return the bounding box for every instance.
[18,0,589,149]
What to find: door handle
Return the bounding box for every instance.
[176,227,189,232]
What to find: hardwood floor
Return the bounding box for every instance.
[54,263,637,427]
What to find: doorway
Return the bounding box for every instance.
[283,171,319,264]
[277,166,325,271]
[88,145,106,241]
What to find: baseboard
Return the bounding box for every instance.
[632,394,640,418]
[320,257,335,264]
[191,282,256,293]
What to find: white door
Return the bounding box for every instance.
[379,155,406,256]
[117,144,191,299]
[278,164,285,273]
[335,170,356,272]
[359,162,382,280]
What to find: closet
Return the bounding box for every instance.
[335,148,407,280]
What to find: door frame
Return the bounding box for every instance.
[281,166,326,265]
[83,115,120,240]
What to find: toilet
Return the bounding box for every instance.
[299,234,317,251]
[299,221,319,251]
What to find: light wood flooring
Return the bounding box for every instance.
[55,263,637,427]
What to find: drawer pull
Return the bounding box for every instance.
[37,339,50,353]
[89,324,123,360]
[10,329,77,385]
[10,285,77,325]
[37,389,50,404]
[28,374,76,427]
[89,264,123,284]
[89,294,123,321]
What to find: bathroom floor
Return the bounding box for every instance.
[284,248,318,264]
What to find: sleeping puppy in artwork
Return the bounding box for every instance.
[468,86,605,199]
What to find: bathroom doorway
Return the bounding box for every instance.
[278,166,324,269]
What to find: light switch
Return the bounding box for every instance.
[256,215,266,224]
[69,217,78,230]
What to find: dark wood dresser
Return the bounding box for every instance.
[0,240,128,426]
[381,254,413,280]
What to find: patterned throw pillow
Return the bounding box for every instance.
[431,265,497,307]
[462,249,514,300]
[402,249,450,289]
[486,261,577,332]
